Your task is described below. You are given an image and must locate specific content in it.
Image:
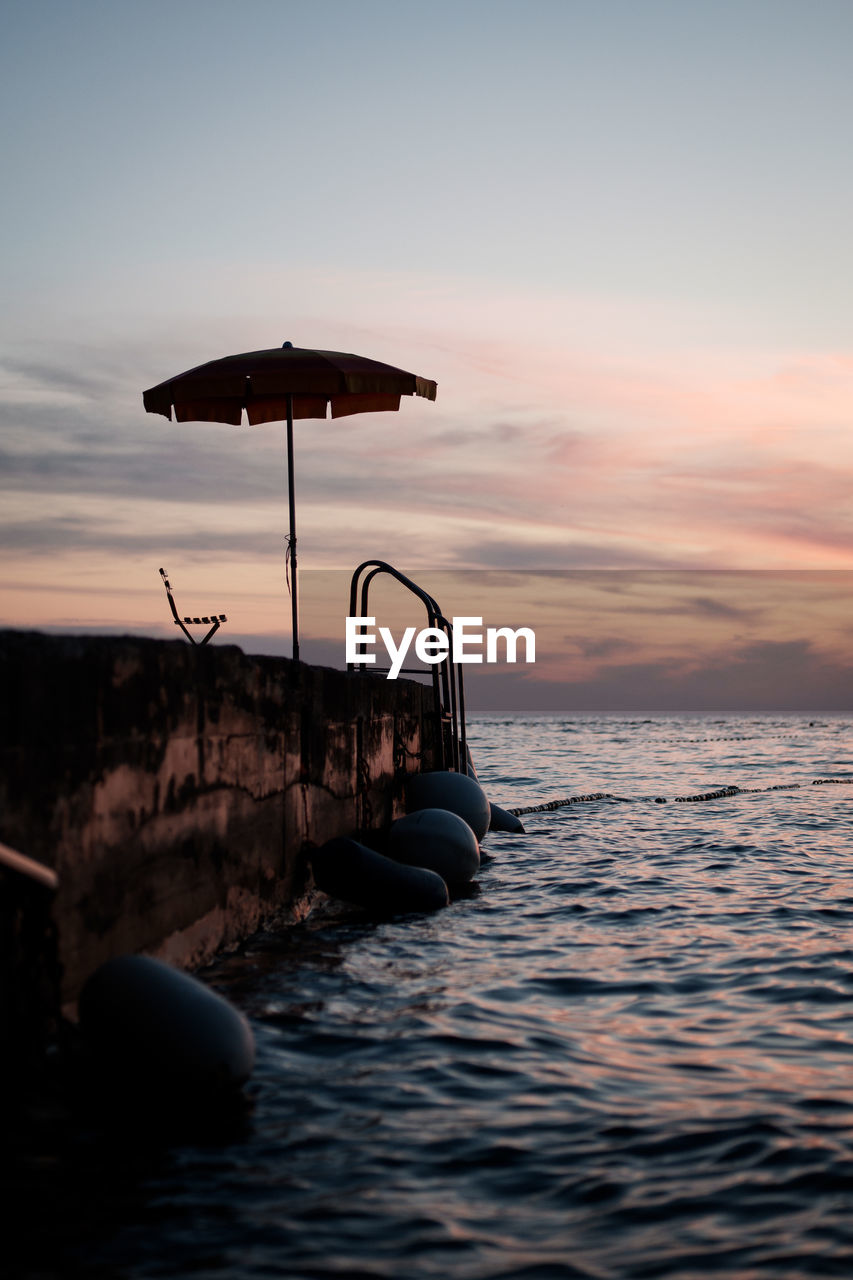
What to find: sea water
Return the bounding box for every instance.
[9,713,853,1279]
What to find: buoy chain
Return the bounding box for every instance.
[656,732,811,745]
[508,778,853,814]
[671,784,796,802]
[675,778,853,803]
[509,792,617,816]
[674,786,743,803]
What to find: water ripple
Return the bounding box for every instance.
[9,713,853,1279]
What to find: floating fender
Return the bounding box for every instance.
[405,770,491,841]
[311,837,449,914]
[489,802,526,834]
[389,808,480,884]
[78,954,255,1095]
[465,745,480,781]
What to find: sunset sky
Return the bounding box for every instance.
[2,0,853,708]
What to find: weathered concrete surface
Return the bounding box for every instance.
[0,631,438,1007]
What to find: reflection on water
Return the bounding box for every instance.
[6,714,853,1279]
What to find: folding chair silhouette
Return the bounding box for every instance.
[159,567,227,645]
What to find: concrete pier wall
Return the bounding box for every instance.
[0,631,439,1007]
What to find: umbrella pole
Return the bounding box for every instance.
[286,393,299,661]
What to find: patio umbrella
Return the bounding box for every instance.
[143,342,437,660]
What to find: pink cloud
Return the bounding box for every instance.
[4,280,853,647]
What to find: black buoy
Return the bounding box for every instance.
[405,770,491,841]
[79,954,255,1098]
[488,802,525,833]
[389,808,480,884]
[311,837,449,914]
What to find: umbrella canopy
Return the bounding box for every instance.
[143,343,437,425]
[143,342,437,659]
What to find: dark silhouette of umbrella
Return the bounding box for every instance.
[144,342,437,660]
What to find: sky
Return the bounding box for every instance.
[2,0,853,709]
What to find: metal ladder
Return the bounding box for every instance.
[347,560,467,774]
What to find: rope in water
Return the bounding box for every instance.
[510,791,620,815]
[508,777,853,815]
[648,730,831,745]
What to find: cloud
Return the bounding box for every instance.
[681,595,759,622]
[0,357,110,401]
[0,514,276,558]
[457,538,679,570]
[462,637,853,712]
[572,634,636,660]
[3,310,853,654]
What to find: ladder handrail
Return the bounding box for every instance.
[348,560,467,773]
[355,562,454,759]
